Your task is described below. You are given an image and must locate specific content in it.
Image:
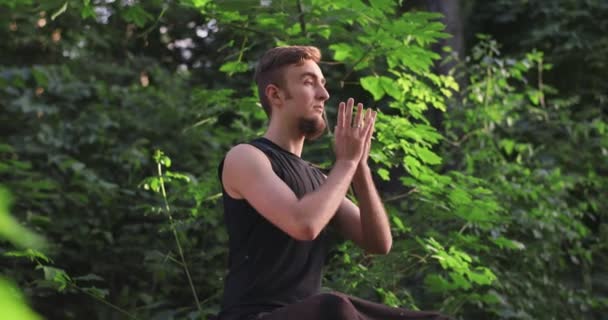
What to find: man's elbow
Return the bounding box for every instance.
[379,240,392,254]
[367,240,392,255]
[292,223,322,241]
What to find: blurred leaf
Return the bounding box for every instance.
[0,278,42,320]
[0,187,45,250]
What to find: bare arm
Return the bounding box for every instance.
[353,165,392,254]
[222,101,372,241]
[332,108,392,254]
[223,145,357,240]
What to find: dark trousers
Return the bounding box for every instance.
[253,292,451,320]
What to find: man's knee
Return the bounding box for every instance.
[317,292,356,319]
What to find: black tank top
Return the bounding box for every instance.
[217,137,333,320]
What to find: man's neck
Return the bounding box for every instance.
[263,119,305,157]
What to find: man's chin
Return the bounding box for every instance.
[299,117,327,141]
[305,127,326,141]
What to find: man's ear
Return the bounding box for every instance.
[265,84,283,109]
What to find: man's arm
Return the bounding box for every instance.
[332,109,392,254]
[222,100,372,241]
[222,144,358,241]
[331,167,392,254]
[353,166,392,254]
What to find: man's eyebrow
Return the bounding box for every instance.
[300,72,326,85]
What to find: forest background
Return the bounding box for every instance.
[1,0,607,319]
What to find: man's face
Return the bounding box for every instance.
[280,60,330,140]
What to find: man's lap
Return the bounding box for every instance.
[254,291,451,320]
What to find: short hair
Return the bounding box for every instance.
[254,46,322,118]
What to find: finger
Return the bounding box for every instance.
[363,108,371,128]
[360,108,371,138]
[368,113,376,139]
[345,98,354,127]
[364,111,376,141]
[337,101,345,128]
[354,103,364,129]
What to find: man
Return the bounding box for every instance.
[217,46,449,320]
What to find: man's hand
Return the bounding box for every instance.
[334,98,375,166]
[357,105,377,170]
[331,99,390,254]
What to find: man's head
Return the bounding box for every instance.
[254,46,330,140]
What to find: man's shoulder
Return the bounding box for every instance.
[223,143,272,176]
[223,137,267,156]
[225,143,264,161]
[221,143,273,198]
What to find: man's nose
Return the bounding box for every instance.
[317,86,330,101]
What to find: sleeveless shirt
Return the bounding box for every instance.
[217,137,332,320]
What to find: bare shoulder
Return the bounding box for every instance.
[225,143,267,163]
[222,143,312,240]
[222,143,271,198]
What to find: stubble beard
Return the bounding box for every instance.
[282,86,327,140]
[298,114,327,141]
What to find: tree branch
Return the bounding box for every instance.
[296,0,307,36]
[385,188,418,202]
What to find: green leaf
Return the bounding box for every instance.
[51,2,68,21]
[425,274,456,292]
[368,0,395,12]
[414,145,442,165]
[0,277,42,320]
[150,178,160,192]
[285,23,301,36]
[73,274,105,282]
[81,2,96,19]
[165,171,191,182]
[121,6,154,27]
[375,287,401,307]
[4,249,51,263]
[361,76,385,101]
[82,286,109,299]
[183,0,211,9]
[217,10,247,23]
[329,43,353,62]
[0,187,45,250]
[317,26,331,39]
[380,77,401,100]
[391,215,411,234]
[490,236,526,250]
[467,267,497,285]
[329,43,365,65]
[404,156,421,177]
[31,67,48,87]
[449,188,472,206]
[161,156,171,167]
[360,76,400,101]
[449,272,472,290]
[499,139,516,155]
[38,266,71,291]
[377,168,390,181]
[220,61,249,75]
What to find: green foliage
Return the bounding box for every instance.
[0,187,45,250]
[0,0,605,319]
[442,34,607,318]
[0,277,42,320]
[422,237,496,291]
[0,188,43,319]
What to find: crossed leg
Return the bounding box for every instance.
[255,292,451,320]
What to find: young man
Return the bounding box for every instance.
[217,46,449,320]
